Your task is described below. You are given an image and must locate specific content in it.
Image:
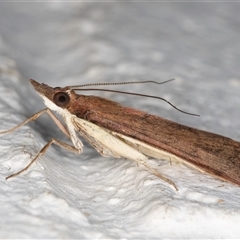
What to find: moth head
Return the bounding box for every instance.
[30,79,73,114]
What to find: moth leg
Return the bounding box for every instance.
[137,159,178,191]
[6,138,81,180]
[0,108,70,138]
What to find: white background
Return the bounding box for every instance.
[0,2,240,238]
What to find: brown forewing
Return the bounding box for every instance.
[67,93,240,186]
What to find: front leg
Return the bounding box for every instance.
[0,108,70,139]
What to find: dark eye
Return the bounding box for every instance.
[53,92,70,108]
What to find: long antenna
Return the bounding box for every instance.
[69,79,175,89]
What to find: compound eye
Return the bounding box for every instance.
[53,92,70,108]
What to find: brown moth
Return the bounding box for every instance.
[1,79,240,190]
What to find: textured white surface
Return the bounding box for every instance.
[0,2,240,239]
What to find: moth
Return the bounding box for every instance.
[1,79,240,190]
